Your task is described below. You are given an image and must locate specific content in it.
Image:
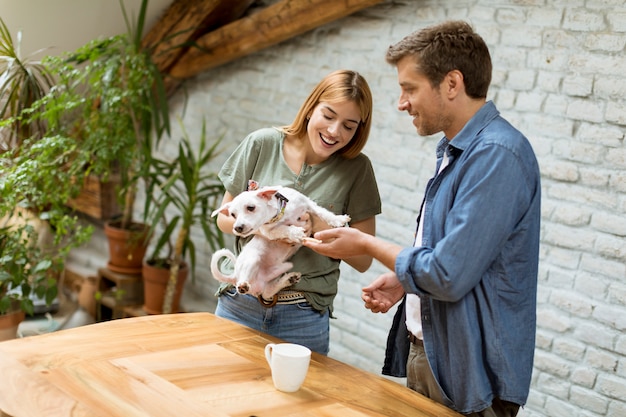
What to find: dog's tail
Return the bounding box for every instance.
[210,249,237,284]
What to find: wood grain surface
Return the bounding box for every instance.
[0,312,461,417]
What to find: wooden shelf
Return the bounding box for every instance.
[96,267,144,321]
[94,268,186,320]
[123,305,148,318]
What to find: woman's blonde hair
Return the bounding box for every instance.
[281,70,373,159]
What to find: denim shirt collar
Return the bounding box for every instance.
[435,101,499,169]
[444,100,499,152]
[435,137,450,160]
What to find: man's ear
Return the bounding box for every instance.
[444,70,464,98]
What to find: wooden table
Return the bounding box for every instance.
[0,312,461,417]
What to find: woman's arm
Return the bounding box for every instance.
[217,190,376,272]
[215,191,235,235]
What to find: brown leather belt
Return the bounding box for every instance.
[408,333,424,347]
[258,290,307,308]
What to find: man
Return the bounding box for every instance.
[303,20,541,417]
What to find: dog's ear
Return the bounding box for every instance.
[257,188,278,201]
[211,203,231,217]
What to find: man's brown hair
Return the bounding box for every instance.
[386,20,492,99]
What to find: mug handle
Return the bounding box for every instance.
[265,343,275,366]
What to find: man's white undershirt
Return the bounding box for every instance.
[405,151,449,340]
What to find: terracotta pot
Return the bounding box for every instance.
[142,260,188,315]
[78,276,99,318]
[0,309,26,341]
[104,221,150,275]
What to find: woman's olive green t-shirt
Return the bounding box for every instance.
[218,127,381,314]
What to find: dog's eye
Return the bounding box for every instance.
[230,213,237,219]
[246,205,256,213]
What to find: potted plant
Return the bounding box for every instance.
[0,203,91,340]
[0,15,100,225]
[26,0,170,274]
[0,134,93,335]
[141,120,225,314]
[0,221,53,340]
[0,18,92,338]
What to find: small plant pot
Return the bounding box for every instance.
[0,309,26,341]
[78,276,99,318]
[142,260,188,315]
[104,221,150,275]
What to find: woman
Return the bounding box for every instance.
[214,70,381,355]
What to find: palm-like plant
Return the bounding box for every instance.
[0,16,55,150]
[143,120,225,314]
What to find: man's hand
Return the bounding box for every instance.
[301,227,368,259]
[303,226,405,273]
[361,271,405,313]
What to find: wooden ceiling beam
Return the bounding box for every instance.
[166,0,385,81]
[142,0,255,74]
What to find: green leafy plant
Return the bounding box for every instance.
[0,223,55,316]
[18,0,170,228]
[143,120,225,314]
[0,144,94,315]
[0,15,93,318]
[0,103,94,320]
[0,212,90,316]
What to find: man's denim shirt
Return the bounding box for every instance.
[385,101,541,414]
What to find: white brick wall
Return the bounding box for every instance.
[168,1,626,415]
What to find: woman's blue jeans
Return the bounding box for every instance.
[215,287,330,355]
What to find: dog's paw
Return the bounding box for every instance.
[294,213,313,236]
[329,214,351,228]
[287,226,307,242]
[288,272,301,285]
[237,282,250,294]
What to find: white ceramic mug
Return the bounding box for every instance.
[264,343,311,392]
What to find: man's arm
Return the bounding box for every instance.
[341,217,376,272]
[303,227,404,272]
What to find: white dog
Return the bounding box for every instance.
[210,186,350,301]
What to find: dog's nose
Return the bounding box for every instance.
[235,225,244,234]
